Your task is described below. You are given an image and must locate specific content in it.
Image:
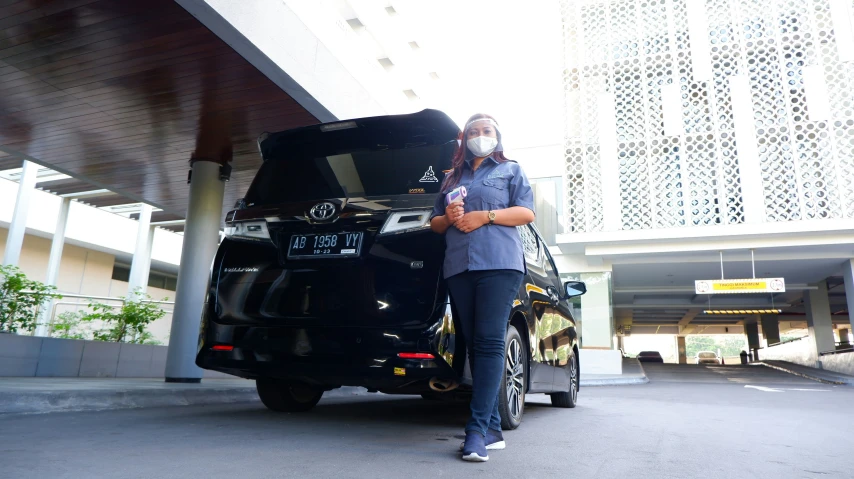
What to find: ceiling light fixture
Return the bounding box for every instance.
[703,309,782,315]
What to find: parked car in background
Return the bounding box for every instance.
[195,109,587,429]
[694,351,722,365]
[636,351,664,363]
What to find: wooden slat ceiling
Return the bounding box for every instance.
[0,156,22,171]
[36,176,99,195]
[129,211,183,223]
[0,0,319,220]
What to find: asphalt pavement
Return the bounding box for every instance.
[1,364,851,479]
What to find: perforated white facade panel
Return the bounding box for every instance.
[561,0,854,232]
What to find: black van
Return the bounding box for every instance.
[196,109,586,429]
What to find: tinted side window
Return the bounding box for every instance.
[518,225,541,266]
[542,246,562,289]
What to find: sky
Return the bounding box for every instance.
[398,0,565,150]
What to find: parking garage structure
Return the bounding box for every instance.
[555,0,854,375]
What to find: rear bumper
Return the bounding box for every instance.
[196,319,458,392]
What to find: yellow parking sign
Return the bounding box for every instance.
[695,278,786,295]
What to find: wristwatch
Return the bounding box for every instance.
[488,210,496,225]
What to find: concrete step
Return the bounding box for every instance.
[0,378,369,415]
[581,358,649,386]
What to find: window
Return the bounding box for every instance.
[111,264,130,282]
[518,225,540,263]
[111,263,178,292]
[247,140,455,206]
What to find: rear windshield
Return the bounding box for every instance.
[245,141,457,206]
[698,352,717,358]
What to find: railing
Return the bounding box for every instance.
[766,336,808,348]
[33,292,175,337]
[819,342,854,357]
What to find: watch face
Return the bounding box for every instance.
[489,211,496,221]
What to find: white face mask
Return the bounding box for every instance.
[466,135,498,157]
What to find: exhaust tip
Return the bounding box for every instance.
[429,377,459,392]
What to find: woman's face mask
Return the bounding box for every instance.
[467,135,498,157]
[465,119,500,157]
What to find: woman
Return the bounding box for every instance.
[430,113,535,462]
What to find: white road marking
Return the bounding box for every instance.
[744,385,783,392]
[744,385,832,393]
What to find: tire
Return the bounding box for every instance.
[256,379,323,412]
[549,348,579,408]
[499,325,527,430]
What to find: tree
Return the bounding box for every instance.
[82,289,167,343]
[0,265,60,334]
[686,336,716,357]
[686,335,748,358]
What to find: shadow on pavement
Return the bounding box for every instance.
[154,392,570,438]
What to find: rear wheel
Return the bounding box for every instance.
[256,379,323,412]
[549,348,579,408]
[499,325,527,430]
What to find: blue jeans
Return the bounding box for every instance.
[447,269,524,436]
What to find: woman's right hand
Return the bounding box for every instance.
[445,201,465,225]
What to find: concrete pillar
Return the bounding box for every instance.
[805,280,836,361]
[127,204,153,296]
[745,318,760,361]
[164,160,226,382]
[841,259,854,334]
[677,336,687,364]
[838,328,850,347]
[35,197,71,337]
[760,314,781,346]
[3,160,37,266]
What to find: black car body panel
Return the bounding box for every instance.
[196,109,581,396]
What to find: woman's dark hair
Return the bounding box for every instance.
[440,113,510,192]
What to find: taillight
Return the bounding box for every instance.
[398,352,435,359]
[378,209,432,236]
[224,219,271,242]
[212,345,234,351]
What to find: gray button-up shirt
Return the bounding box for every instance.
[431,157,535,279]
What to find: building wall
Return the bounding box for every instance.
[560,0,854,233]
[0,176,183,266]
[0,228,115,296]
[563,271,616,349]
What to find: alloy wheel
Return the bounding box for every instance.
[569,353,578,404]
[505,337,525,420]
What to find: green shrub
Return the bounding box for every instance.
[0,265,61,334]
[81,289,167,343]
[51,311,88,340]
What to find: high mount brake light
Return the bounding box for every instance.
[398,352,435,359]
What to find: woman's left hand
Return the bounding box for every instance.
[455,211,489,234]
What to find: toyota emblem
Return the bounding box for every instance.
[309,202,336,221]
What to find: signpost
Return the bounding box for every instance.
[694,278,786,295]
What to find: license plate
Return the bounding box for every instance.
[287,232,364,259]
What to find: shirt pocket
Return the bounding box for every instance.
[482,175,511,205]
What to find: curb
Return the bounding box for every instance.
[580,361,649,387]
[580,377,649,387]
[0,386,368,415]
[757,362,853,386]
